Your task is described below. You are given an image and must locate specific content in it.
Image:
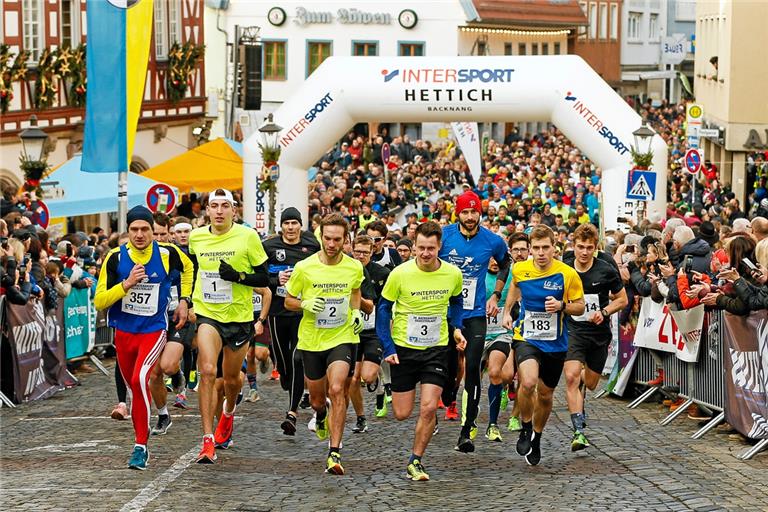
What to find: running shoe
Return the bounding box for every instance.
[236,391,244,406]
[374,394,388,418]
[516,427,532,456]
[315,412,329,441]
[172,373,186,395]
[384,384,392,404]
[507,416,522,432]
[445,401,459,421]
[406,459,430,481]
[571,430,590,452]
[433,421,439,435]
[259,357,270,375]
[326,451,344,475]
[454,434,475,453]
[111,402,128,420]
[164,376,173,392]
[352,416,368,433]
[270,368,280,381]
[366,378,379,393]
[486,424,503,442]
[173,393,189,409]
[437,399,445,409]
[308,413,317,432]
[245,389,261,403]
[500,390,509,412]
[525,432,541,466]
[214,401,235,446]
[281,413,297,436]
[151,414,172,435]
[196,436,217,464]
[469,422,478,440]
[299,392,311,409]
[128,445,148,470]
[216,437,234,450]
[187,370,197,390]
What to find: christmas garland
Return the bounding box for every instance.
[33,47,60,110]
[66,44,87,108]
[0,45,29,114]
[167,42,205,104]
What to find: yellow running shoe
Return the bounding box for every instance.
[406,459,430,481]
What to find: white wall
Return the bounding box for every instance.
[621,0,668,67]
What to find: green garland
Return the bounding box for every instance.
[167,42,205,104]
[33,47,60,110]
[0,45,29,114]
[67,44,87,108]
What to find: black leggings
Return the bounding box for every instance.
[269,315,303,412]
[115,361,127,403]
[443,316,486,428]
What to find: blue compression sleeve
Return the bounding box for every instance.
[376,298,397,359]
[448,294,464,330]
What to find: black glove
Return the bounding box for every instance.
[219,260,240,283]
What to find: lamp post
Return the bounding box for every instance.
[257,113,283,234]
[18,115,50,191]
[629,120,656,225]
[632,120,655,157]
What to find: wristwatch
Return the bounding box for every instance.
[492,291,502,300]
[256,317,267,325]
[601,308,609,318]
[180,296,193,308]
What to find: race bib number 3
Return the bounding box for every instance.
[201,271,233,304]
[315,297,349,329]
[462,278,478,310]
[523,310,557,341]
[406,315,441,347]
[122,282,160,316]
[571,294,600,322]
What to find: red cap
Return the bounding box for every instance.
[455,191,483,215]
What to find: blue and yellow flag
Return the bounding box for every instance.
[81,0,154,173]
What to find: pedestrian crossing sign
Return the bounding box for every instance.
[626,170,656,200]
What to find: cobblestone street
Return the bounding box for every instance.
[1,361,766,512]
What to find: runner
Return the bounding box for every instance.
[149,212,195,434]
[94,206,191,470]
[502,225,584,466]
[367,220,402,270]
[171,217,197,397]
[348,234,390,433]
[284,213,365,475]
[439,191,510,453]
[483,233,530,442]
[562,224,627,451]
[262,207,321,435]
[376,221,465,481]
[244,286,272,402]
[188,189,269,463]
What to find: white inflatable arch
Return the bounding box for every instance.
[243,56,667,231]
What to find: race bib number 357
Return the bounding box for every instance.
[122,282,160,316]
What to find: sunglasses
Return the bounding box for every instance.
[371,236,384,242]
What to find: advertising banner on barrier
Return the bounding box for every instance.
[723,311,768,439]
[65,288,93,359]
[669,305,704,363]
[633,298,704,362]
[42,302,78,388]
[6,301,58,403]
[606,305,639,396]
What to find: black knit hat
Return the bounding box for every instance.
[127,205,154,227]
[280,207,302,226]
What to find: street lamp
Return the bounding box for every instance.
[632,120,655,157]
[257,113,283,233]
[19,115,50,190]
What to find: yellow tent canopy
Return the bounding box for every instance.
[142,138,243,192]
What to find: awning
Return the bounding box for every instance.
[141,138,244,193]
[43,154,172,218]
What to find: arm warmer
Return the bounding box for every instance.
[375,299,397,359]
[238,262,270,288]
[495,253,511,289]
[448,294,464,330]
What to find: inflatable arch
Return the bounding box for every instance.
[243,56,667,231]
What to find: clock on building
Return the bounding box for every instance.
[268,6,287,26]
[398,9,418,29]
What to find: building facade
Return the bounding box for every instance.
[619,0,668,101]
[0,0,208,193]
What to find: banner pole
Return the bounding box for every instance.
[118,171,128,233]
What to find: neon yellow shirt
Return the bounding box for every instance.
[381,259,463,350]
[285,253,364,351]
[189,224,267,323]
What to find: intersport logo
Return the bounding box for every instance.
[565,92,630,156]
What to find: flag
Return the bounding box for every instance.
[81,0,154,173]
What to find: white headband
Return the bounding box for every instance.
[173,222,192,232]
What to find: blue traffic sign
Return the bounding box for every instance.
[626,170,656,200]
[684,149,702,174]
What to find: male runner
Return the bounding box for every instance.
[149,213,195,434]
[94,206,191,470]
[263,207,321,435]
[484,232,530,441]
[367,220,402,270]
[348,235,390,433]
[439,191,510,452]
[171,217,197,395]
[376,221,465,481]
[563,223,627,451]
[502,225,584,466]
[188,189,269,463]
[284,213,364,475]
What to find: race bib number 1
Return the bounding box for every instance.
[122,282,160,316]
[201,271,233,304]
[523,310,557,341]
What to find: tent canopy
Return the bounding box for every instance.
[44,155,172,218]
[141,138,243,193]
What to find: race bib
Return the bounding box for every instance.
[122,282,160,316]
[315,297,349,329]
[406,315,441,347]
[201,271,233,304]
[462,278,478,310]
[167,286,179,312]
[252,292,263,314]
[571,294,600,322]
[486,310,505,335]
[523,310,557,341]
[276,286,288,298]
[362,309,376,330]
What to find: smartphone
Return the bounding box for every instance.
[683,255,693,273]
[742,257,758,271]
[616,217,628,223]
[625,245,635,253]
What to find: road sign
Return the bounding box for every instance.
[30,200,50,229]
[626,170,656,200]
[381,142,390,163]
[686,103,703,124]
[699,128,719,137]
[146,183,176,213]
[685,149,702,175]
[687,136,700,149]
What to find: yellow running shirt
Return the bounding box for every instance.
[189,224,267,323]
[285,253,364,352]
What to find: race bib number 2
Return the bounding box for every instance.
[315,297,349,329]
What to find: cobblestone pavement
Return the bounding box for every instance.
[1,360,766,512]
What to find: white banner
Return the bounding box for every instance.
[669,305,704,363]
[450,122,482,184]
[633,297,704,362]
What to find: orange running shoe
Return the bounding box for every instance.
[270,368,280,381]
[214,401,235,447]
[196,436,217,464]
[445,401,459,421]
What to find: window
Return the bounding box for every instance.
[599,3,608,39]
[518,43,526,55]
[554,42,561,54]
[649,13,659,41]
[531,43,539,56]
[578,1,588,40]
[60,0,80,48]
[588,2,598,39]
[22,0,43,61]
[399,42,424,56]
[168,1,182,45]
[628,12,642,41]
[307,41,331,76]
[610,3,619,40]
[353,42,377,56]
[263,41,286,80]
[542,42,549,55]
[477,41,487,55]
[504,43,513,55]
[153,1,169,60]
